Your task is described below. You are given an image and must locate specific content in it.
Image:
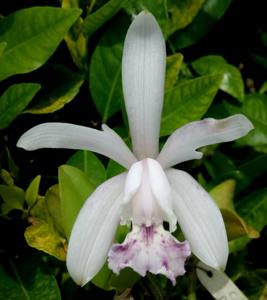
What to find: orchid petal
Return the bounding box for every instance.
[66,173,126,286]
[17,123,137,169]
[122,11,166,159]
[158,114,253,168]
[167,169,228,270]
[146,159,177,232]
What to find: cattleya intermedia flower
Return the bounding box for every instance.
[18,11,253,286]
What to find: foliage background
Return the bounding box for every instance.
[0,0,267,299]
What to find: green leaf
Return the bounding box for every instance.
[0,41,7,57]
[83,0,128,36]
[224,94,267,151]
[165,53,184,90]
[0,83,41,129]
[170,0,231,49]
[25,65,84,114]
[0,169,14,186]
[0,7,81,81]
[89,15,129,122]
[160,74,223,136]
[67,150,106,187]
[58,165,95,238]
[106,160,126,179]
[0,256,61,300]
[259,80,267,94]
[0,185,25,214]
[210,180,259,240]
[230,188,267,252]
[167,0,206,36]
[25,175,41,208]
[236,188,267,232]
[192,55,244,100]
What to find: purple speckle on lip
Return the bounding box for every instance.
[141,225,155,244]
[108,225,191,284]
[162,259,168,269]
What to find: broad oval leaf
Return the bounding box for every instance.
[170,0,231,49]
[67,150,106,187]
[192,55,244,101]
[224,94,267,151]
[0,256,61,300]
[0,7,81,81]
[161,74,223,136]
[0,83,41,129]
[83,0,128,36]
[229,188,267,252]
[89,15,129,122]
[25,65,84,114]
[58,165,95,238]
[167,0,205,36]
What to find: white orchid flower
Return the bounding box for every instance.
[17,11,253,286]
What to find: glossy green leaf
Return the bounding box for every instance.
[236,188,267,232]
[165,53,184,90]
[167,0,205,35]
[89,15,129,122]
[192,55,244,100]
[25,175,41,208]
[58,165,95,238]
[67,150,106,187]
[170,0,231,49]
[230,188,267,252]
[83,0,128,36]
[225,94,267,151]
[25,65,84,114]
[0,41,7,57]
[106,160,126,179]
[161,74,223,136]
[0,7,81,81]
[0,256,61,300]
[0,83,41,129]
[0,185,25,214]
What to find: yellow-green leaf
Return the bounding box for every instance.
[165,53,184,90]
[25,219,67,261]
[25,175,41,208]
